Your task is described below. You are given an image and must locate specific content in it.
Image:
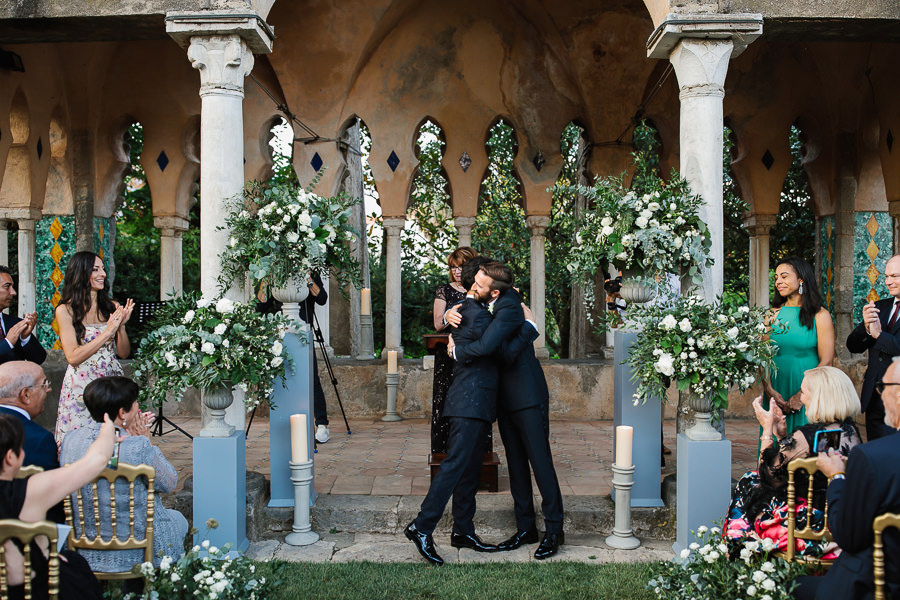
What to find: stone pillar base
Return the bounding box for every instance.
[674,433,731,554]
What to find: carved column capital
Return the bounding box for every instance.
[382,217,405,237]
[186,35,254,96]
[154,215,190,234]
[526,215,550,238]
[16,219,35,232]
[743,213,778,237]
[669,38,732,99]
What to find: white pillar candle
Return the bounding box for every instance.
[614,425,633,467]
[290,414,308,463]
[387,350,398,374]
[360,288,371,316]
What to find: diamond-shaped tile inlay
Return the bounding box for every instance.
[888,129,894,153]
[867,240,880,261]
[459,151,471,172]
[387,150,400,172]
[866,215,880,237]
[49,217,63,240]
[36,137,43,160]
[50,291,61,308]
[761,149,774,170]
[156,150,169,172]
[310,152,323,173]
[50,265,64,288]
[50,242,64,266]
[867,264,880,285]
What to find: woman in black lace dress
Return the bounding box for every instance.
[431,247,477,453]
[725,366,862,558]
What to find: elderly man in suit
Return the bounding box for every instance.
[0,266,46,366]
[793,357,900,599]
[846,253,900,440]
[448,262,564,559]
[0,360,57,470]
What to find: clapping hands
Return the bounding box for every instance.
[105,299,135,336]
[5,312,37,344]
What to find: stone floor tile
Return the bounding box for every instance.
[245,539,280,561]
[274,540,336,563]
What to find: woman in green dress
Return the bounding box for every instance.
[762,257,835,448]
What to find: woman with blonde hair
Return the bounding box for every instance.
[725,366,862,557]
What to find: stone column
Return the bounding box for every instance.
[454,216,476,248]
[0,220,8,270]
[16,219,36,316]
[744,214,777,307]
[527,215,550,358]
[383,217,405,355]
[155,216,189,300]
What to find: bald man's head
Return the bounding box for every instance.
[0,361,48,418]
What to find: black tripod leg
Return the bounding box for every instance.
[246,407,256,437]
[312,311,351,435]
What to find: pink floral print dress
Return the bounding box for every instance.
[54,324,124,444]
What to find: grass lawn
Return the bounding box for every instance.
[253,560,657,600]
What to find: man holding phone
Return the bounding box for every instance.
[847,253,900,440]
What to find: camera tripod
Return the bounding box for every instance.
[150,401,194,439]
[246,307,351,438]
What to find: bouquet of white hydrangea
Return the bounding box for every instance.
[625,293,775,410]
[219,179,362,295]
[133,293,293,410]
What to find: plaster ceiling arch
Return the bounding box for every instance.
[8,87,30,145]
[176,115,201,218]
[96,113,138,219]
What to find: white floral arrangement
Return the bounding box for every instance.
[218,179,361,294]
[625,293,775,410]
[648,526,813,599]
[133,293,293,410]
[127,522,271,600]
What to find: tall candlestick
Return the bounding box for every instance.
[360,288,371,316]
[290,414,308,463]
[387,350,398,373]
[615,425,633,467]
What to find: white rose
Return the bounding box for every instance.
[201,342,215,355]
[678,318,692,333]
[159,556,172,571]
[747,585,757,597]
[197,297,212,308]
[622,234,633,246]
[654,353,675,377]
[286,231,300,243]
[736,341,749,351]
[673,237,683,249]
[164,352,177,367]
[647,202,660,212]
[680,548,690,559]
[213,323,227,335]
[726,326,740,339]
[660,314,678,330]
[223,339,230,348]
[718,314,728,323]
[687,337,695,346]
[229,236,237,247]
[697,526,708,534]
[635,216,649,229]
[616,252,628,261]
[601,225,614,237]
[761,561,775,573]
[271,340,283,355]
[215,298,235,314]
[739,305,750,313]
[271,356,284,368]
[298,212,312,227]
[171,572,181,583]
[752,571,767,583]
[762,579,776,591]
[600,216,613,227]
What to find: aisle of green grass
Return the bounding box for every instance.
[254,560,657,600]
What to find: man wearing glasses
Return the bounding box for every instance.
[847,254,900,440]
[0,360,58,469]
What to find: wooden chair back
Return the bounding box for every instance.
[64,463,155,581]
[0,519,59,600]
[14,465,44,479]
[776,456,835,567]
[874,512,900,600]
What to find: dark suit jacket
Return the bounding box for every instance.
[443,299,497,423]
[847,297,900,412]
[816,432,900,599]
[0,406,58,470]
[0,314,47,365]
[298,273,327,325]
[454,289,546,413]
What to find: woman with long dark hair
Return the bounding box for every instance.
[54,252,133,443]
[762,256,834,441]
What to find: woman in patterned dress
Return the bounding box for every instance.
[54,252,134,444]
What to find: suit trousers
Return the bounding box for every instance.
[415,417,490,535]
[498,403,564,534]
[312,352,328,426]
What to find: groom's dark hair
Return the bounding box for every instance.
[479,262,512,293]
[460,256,492,290]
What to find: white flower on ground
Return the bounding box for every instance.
[678,318,692,333]
[201,342,215,355]
[183,310,195,323]
[660,314,678,330]
[654,353,675,377]
[215,298,235,314]
[214,323,227,335]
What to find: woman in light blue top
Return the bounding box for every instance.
[762,257,834,448]
[60,376,187,572]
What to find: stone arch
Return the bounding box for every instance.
[408,116,452,214]
[0,88,32,210]
[43,105,73,215]
[478,116,523,211]
[175,115,201,219]
[96,115,136,220]
[793,114,834,218]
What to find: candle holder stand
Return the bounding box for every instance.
[605,464,641,550]
[382,372,402,421]
[285,460,319,546]
[357,314,375,360]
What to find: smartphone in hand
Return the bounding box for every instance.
[813,428,842,454]
[107,427,121,469]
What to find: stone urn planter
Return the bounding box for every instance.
[619,270,656,304]
[684,390,722,441]
[200,381,235,438]
[271,275,310,326]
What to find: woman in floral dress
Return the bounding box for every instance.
[55,252,134,444]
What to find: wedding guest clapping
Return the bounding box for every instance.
[0,265,47,365]
[54,252,133,443]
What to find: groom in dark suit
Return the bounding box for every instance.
[846,253,900,440]
[0,266,47,366]
[450,262,564,559]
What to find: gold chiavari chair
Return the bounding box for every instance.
[64,463,155,582]
[873,511,900,600]
[775,456,835,568]
[0,519,59,600]
[14,464,44,479]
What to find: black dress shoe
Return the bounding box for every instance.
[451,532,499,552]
[497,526,539,551]
[404,521,444,565]
[534,532,564,560]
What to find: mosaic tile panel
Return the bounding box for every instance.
[93,217,112,266]
[35,215,75,349]
[853,212,893,323]
[819,216,835,318]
